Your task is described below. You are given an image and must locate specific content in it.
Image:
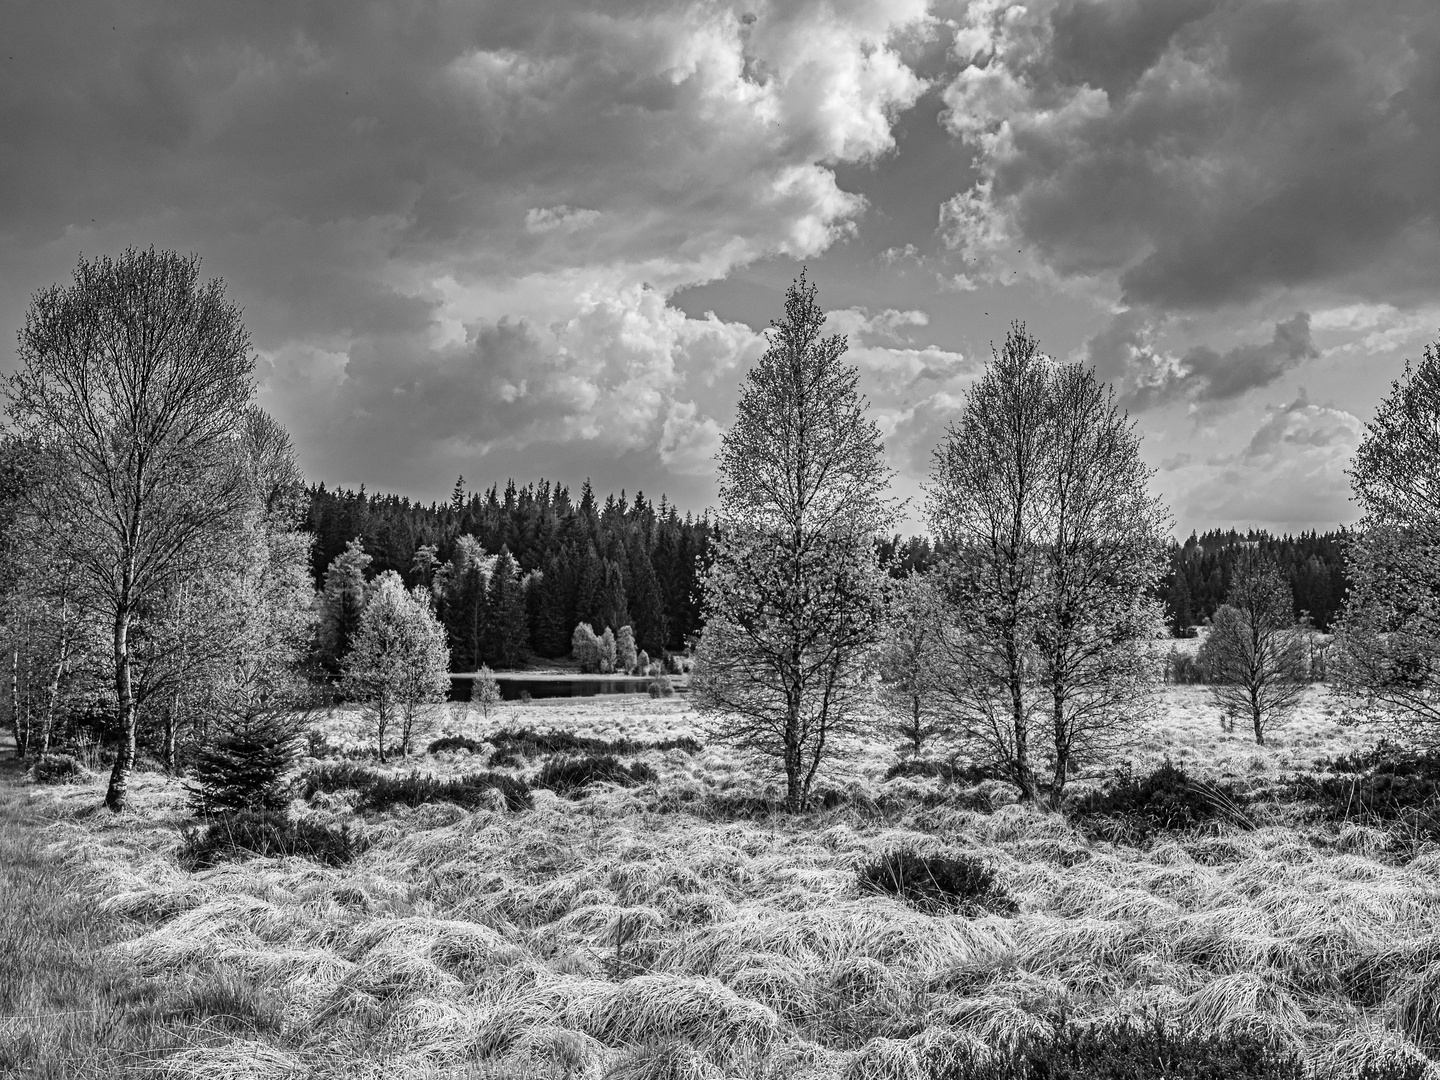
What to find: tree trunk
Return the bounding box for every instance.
[105,606,137,813]
[11,646,23,759]
[1252,701,1265,746]
[162,687,181,774]
[1009,658,1033,801]
[40,627,68,760]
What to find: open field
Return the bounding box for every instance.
[7,688,1440,1078]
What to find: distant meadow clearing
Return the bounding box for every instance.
[10,687,1440,1079]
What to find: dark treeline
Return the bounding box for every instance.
[1161,529,1349,634]
[305,478,713,667]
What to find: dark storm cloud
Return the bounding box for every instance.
[946,0,1440,310]
[1088,311,1319,409]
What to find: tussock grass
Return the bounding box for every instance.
[17,690,1440,1077]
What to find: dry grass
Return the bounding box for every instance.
[12,688,1440,1078]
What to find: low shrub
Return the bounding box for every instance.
[30,753,88,784]
[427,734,486,755]
[364,770,533,813]
[648,676,675,698]
[1286,742,1440,855]
[533,754,656,797]
[300,763,532,813]
[857,847,1016,915]
[925,1019,1306,1079]
[486,727,701,761]
[1068,760,1251,843]
[179,810,367,870]
[883,758,992,784]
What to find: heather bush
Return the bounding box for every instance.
[301,762,531,812]
[857,847,1016,915]
[30,753,88,785]
[361,770,532,813]
[533,754,656,797]
[883,758,992,784]
[924,1019,1307,1080]
[486,728,699,761]
[1068,760,1251,843]
[179,810,367,870]
[427,734,486,755]
[1286,741,1440,853]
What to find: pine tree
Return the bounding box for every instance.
[320,538,372,671]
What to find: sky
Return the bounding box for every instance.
[2,0,1437,538]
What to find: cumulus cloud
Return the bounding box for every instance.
[1181,394,1363,530]
[0,0,931,497]
[941,0,1440,310]
[1087,310,1320,409]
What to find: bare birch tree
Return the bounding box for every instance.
[6,248,255,811]
[1198,548,1307,745]
[693,272,892,811]
[927,324,1167,803]
[1333,341,1440,743]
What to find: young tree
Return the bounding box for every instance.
[472,664,502,721]
[1334,341,1440,742]
[342,572,450,760]
[598,627,617,673]
[693,273,892,811]
[927,324,1167,803]
[877,573,949,759]
[615,625,638,673]
[1198,549,1307,745]
[572,622,602,673]
[6,248,256,811]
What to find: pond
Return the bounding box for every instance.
[448,675,681,701]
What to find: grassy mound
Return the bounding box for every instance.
[858,848,1017,916]
[1068,761,1251,843]
[179,810,367,869]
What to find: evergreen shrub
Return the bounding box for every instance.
[858,847,1016,915]
[186,704,307,814]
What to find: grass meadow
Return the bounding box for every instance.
[7,687,1440,1078]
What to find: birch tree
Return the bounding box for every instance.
[6,249,255,811]
[693,273,893,811]
[342,572,450,760]
[1198,549,1307,745]
[1333,340,1440,743]
[927,324,1167,803]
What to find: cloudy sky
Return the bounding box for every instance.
[3,0,1437,536]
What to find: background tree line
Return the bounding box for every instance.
[304,479,712,667]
